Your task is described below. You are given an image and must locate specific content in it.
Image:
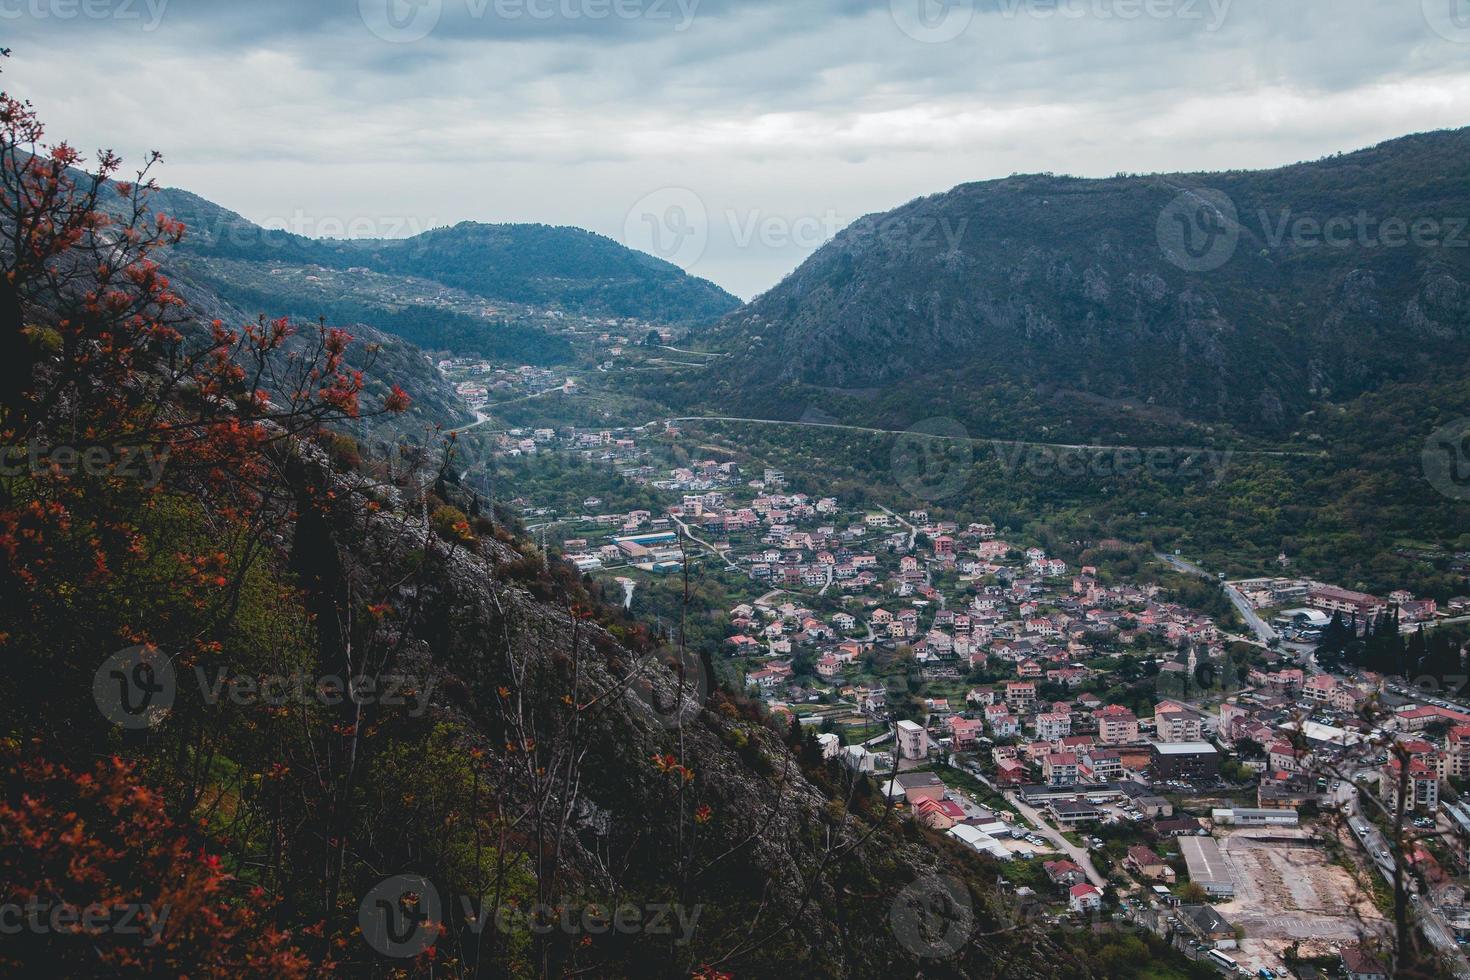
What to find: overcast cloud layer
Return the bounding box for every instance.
[7,0,1470,298]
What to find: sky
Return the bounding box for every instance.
[7,0,1470,299]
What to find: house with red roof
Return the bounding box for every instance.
[1068,883,1103,913]
[1043,860,1085,887]
[914,797,968,831]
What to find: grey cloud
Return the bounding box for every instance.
[5,0,1469,297]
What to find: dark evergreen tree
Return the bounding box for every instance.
[1406,627,1428,681]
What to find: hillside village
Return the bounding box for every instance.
[483,422,1470,978]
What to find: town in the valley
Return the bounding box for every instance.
[480,419,1470,979]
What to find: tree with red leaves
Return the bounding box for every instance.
[0,745,316,977]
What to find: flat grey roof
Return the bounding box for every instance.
[1152,741,1218,755]
[1179,836,1233,890]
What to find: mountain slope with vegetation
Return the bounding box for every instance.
[146,187,740,326]
[687,128,1470,443]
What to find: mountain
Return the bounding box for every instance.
[690,128,1470,442]
[96,181,739,435]
[148,188,740,326]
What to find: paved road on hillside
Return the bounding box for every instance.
[880,504,917,550]
[447,412,1323,459]
[670,513,739,570]
[658,416,1323,457]
[1155,552,1278,644]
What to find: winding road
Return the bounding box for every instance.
[1154,552,1278,644]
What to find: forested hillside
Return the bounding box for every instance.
[685,128,1470,443]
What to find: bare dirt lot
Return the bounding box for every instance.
[1214,829,1386,973]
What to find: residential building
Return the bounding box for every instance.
[1043,859,1086,887]
[914,797,967,830]
[1043,753,1079,786]
[1068,883,1103,913]
[896,719,930,761]
[1094,705,1139,745]
[1049,799,1102,826]
[1340,945,1390,980]
[1153,703,1203,742]
[1124,846,1176,883]
[891,771,947,806]
[1035,711,1072,741]
[1448,725,1470,780]
[1382,756,1439,814]
[1005,681,1038,713]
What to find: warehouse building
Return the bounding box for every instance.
[1179,836,1235,897]
[1211,807,1299,827]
